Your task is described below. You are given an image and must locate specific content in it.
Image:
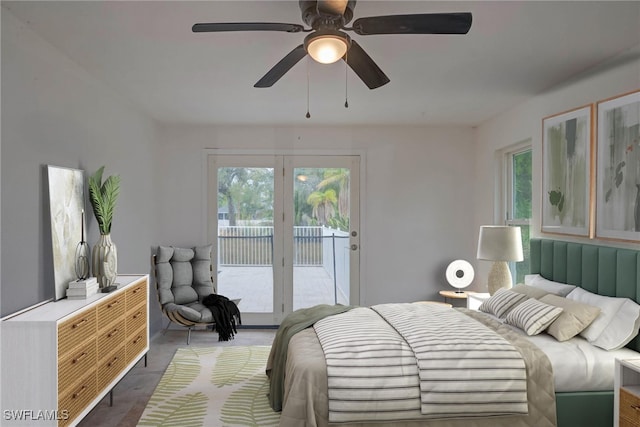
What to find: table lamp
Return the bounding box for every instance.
[477,226,523,295]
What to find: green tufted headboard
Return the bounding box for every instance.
[530,238,640,352]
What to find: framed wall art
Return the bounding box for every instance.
[47,165,87,300]
[541,105,593,237]
[596,90,640,242]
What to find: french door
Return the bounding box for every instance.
[207,154,360,325]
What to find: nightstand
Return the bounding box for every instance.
[467,292,491,310]
[439,290,473,305]
[615,358,640,427]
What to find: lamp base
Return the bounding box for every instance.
[487,261,513,295]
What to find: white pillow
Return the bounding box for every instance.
[566,287,640,350]
[505,298,563,336]
[524,274,576,297]
[479,288,529,319]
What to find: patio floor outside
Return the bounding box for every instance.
[216,266,348,313]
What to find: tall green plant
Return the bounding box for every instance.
[88,166,120,235]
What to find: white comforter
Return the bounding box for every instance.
[313,303,528,423]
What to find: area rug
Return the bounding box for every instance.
[137,345,280,427]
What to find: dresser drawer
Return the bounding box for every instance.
[97,292,125,328]
[58,369,97,427]
[126,326,147,365]
[621,387,640,426]
[97,344,126,391]
[126,280,147,309]
[97,318,125,359]
[58,337,97,397]
[58,309,96,358]
[126,304,146,337]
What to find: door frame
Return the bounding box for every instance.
[204,149,366,324]
[283,155,360,316]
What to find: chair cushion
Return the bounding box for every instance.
[163,302,213,324]
[156,245,214,306]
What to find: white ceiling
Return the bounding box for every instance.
[4,1,640,126]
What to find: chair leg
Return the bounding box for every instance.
[163,319,172,335]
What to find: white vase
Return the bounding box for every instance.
[92,234,118,288]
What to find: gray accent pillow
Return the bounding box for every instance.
[505,298,563,336]
[511,283,549,300]
[479,288,529,319]
[539,294,601,342]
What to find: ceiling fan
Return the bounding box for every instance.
[192,0,472,90]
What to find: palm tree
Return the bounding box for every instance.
[317,168,349,218]
[307,189,337,226]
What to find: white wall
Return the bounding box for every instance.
[474,45,640,281]
[1,10,158,317]
[1,6,478,332]
[156,124,478,306]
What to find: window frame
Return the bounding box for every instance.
[500,140,532,284]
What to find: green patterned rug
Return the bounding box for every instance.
[137,346,280,427]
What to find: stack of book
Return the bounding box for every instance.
[67,277,98,299]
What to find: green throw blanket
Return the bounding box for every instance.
[266,304,355,411]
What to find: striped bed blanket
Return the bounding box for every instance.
[313,303,528,423]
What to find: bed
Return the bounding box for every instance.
[266,238,640,427]
[530,238,640,427]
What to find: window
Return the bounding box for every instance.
[504,143,532,284]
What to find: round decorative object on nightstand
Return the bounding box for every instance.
[445,260,474,293]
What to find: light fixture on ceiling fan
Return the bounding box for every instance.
[304,30,350,64]
[192,0,472,89]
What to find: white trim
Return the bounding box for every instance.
[202,149,366,321]
[498,139,532,224]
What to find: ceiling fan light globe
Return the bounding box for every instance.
[306,35,348,64]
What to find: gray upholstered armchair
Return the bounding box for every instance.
[152,245,216,344]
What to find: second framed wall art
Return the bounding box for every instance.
[595,90,640,242]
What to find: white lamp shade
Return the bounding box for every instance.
[306,35,348,64]
[446,260,474,290]
[477,226,523,262]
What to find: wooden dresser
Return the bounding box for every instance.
[1,275,148,427]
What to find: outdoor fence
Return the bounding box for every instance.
[218,226,327,266]
[217,225,350,304]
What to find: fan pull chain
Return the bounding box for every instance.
[344,51,349,108]
[306,57,311,119]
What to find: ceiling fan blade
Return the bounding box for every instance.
[343,40,389,89]
[352,13,472,35]
[255,45,308,88]
[192,22,305,33]
[317,0,348,16]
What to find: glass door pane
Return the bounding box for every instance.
[292,167,351,310]
[209,155,284,325]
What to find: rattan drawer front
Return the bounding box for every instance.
[97,344,126,391]
[621,388,640,426]
[126,326,147,365]
[58,309,96,359]
[58,370,97,427]
[97,293,125,329]
[58,338,97,397]
[97,318,125,359]
[126,280,147,309]
[126,304,146,337]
